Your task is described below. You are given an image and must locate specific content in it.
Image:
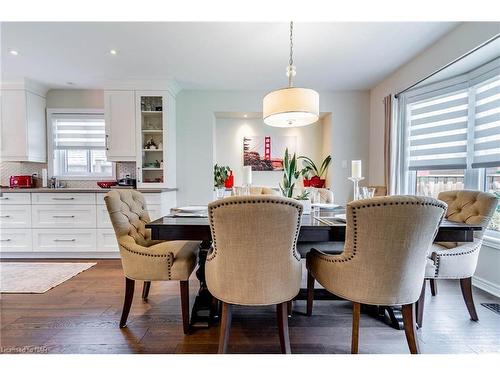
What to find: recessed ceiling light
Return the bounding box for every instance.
[9,49,19,56]
[243,114,248,118]
[109,49,117,55]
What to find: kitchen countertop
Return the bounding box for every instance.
[0,187,177,193]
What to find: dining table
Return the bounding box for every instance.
[146,206,483,330]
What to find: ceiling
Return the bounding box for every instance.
[1,22,459,91]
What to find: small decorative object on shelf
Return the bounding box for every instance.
[299,154,332,188]
[214,164,231,199]
[144,138,157,150]
[224,169,234,189]
[348,160,364,200]
[158,141,163,150]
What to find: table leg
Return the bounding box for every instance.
[190,240,215,328]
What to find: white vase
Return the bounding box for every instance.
[215,187,226,200]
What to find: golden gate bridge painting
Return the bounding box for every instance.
[242,135,297,171]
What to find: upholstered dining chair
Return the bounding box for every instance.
[418,190,498,327]
[104,190,200,333]
[306,196,447,354]
[206,196,303,354]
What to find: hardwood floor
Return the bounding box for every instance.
[1,259,499,354]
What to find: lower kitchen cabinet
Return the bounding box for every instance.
[97,229,119,251]
[33,229,97,252]
[0,229,33,252]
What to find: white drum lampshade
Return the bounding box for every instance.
[263,87,319,127]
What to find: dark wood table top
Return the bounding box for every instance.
[147,209,482,243]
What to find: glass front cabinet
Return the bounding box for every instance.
[135,91,173,188]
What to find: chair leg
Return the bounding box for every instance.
[218,302,232,354]
[119,277,135,328]
[142,281,151,301]
[179,280,191,334]
[351,302,361,354]
[460,277,478,321]
[306,270,315,316]
[429,279,437,296]
[416,280,426,328]
[277,302,291,354]
[402,303,420,354]
[287,300,293,317]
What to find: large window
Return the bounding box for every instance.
[400,58,500,237]
[49,111,113,179]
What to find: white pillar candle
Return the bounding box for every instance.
[242,165,253,185]
[351,160,362,178]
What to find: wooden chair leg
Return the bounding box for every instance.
[218,302,232,354]
[460,277,478,321]
[142,281,151,301]
[287,300,293,317]
[277,302,291,354]
[119,277,135,328]
[179,280,190,334]
[351,302,361,354]
[402,303,420,354]
[306,270,315,316]
[429,279,437,296]
[416,280,426,328]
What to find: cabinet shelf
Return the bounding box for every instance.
[142,149,163,152]
[142,167,163,171]
[142,130,163,134]
[142,111,162,114]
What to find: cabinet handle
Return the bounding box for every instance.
[0,215,11,218]
[52,215,75,218]
[53,239,76,242]
[0,239,11,242]
[105,134,109,150]
[0,197,9,200]
[52,197,75,200]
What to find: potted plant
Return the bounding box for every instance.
[298,155,332,188]
[214,164,230,199]
[295,189,311,215]
[279,148,301,198]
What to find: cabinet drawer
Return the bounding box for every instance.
[32,205,97,228]
[0,229,32,252]
[32,193,96,205]
[0,192,31,205]
[33,229,97,252]
[97,204,162,228]
[0,205,31,228]
[97,229,119,251]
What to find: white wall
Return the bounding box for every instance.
[368,22,500,186]
[177,90,370,206]
[46,89,104,108]
[215,117,323,188]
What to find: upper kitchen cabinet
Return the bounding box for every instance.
[104,90,136,161]
[135,90,176,188]
[1,82,47,163]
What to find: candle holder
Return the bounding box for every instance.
[348,177,365,201]
[242,183,252,196]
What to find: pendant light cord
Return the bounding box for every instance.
[289,21,294,67]
[287,21,296,87]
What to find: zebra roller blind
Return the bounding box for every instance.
[53,114,106,150]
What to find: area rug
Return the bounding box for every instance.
[0,262,96,293]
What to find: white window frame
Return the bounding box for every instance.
[398,58,500,246]
[47,108,115,180]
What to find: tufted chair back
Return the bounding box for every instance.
[308,196,447,305]
[104,190,156,247]
[438,190,498,240]
[206,196,303,306]
[249,186,280,196]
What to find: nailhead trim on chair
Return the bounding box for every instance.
[120,245,174,279]
[313,199,447,264]
[207,198,303,262]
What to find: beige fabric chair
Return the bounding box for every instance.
[419,190,498,326]
[306,196,447,354]
[249,186,280,196]
[104,190,200,333]
[206,196,303,353]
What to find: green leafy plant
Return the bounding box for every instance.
[213,164,230,188]
[294,190,310,200]
[298,155,332,179]
[279,148,301,198]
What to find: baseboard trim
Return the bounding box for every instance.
[472,275,500,298]
[0,252,120,259]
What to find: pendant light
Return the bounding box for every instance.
[263,22,319,127]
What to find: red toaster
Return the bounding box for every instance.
[9,175,33,188]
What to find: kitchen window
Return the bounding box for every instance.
[398,57,500,239]
[48,110,114,179]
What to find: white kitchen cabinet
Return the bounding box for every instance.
[32,192,95,205]
[0,229,33,252]
[96,229,119,251]
[0,89,46,162]
[0,193,31,205]
[32,205,97,228]
[104,90,136,161]
[0,205,31,228]
[33,229,97,252]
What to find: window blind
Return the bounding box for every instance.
[53,114,105,150]
[407,90,469,170]
[472,74,500,168]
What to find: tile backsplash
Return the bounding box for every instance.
[0,161,136,187]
